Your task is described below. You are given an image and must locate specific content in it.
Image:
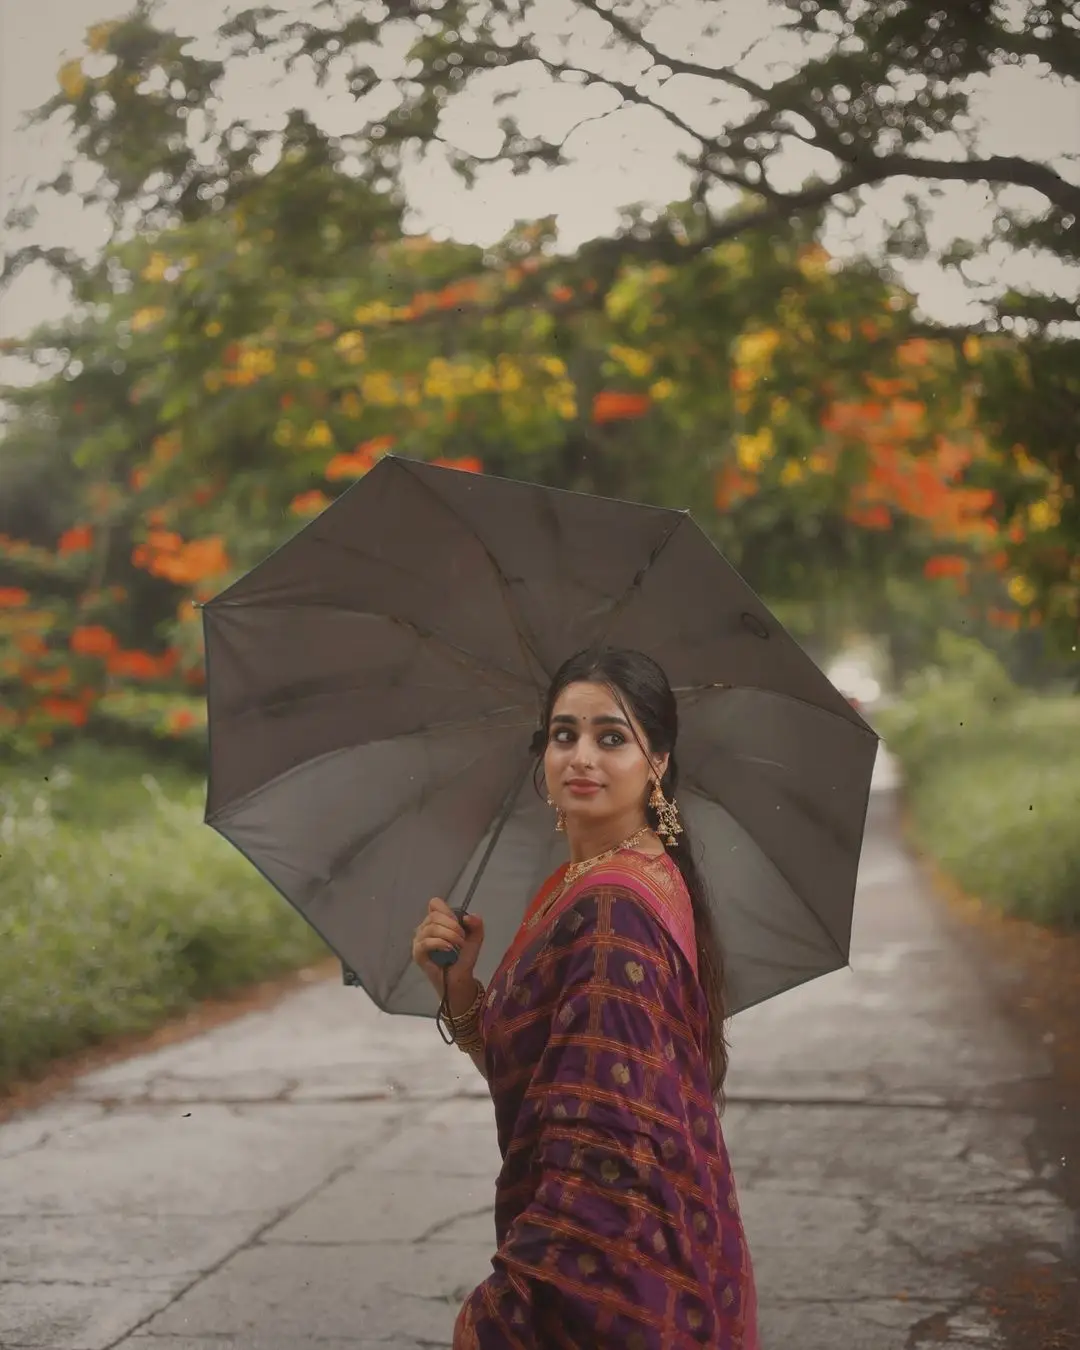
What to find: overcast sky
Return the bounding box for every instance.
[2,0,1078,378]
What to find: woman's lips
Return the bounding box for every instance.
[566,780,602,796]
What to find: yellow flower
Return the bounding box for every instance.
[131,306,166,333]
[735,427,775,472]
[296,359,317,379]
[807,452,832,474]
[204,320,223,338]
[735,328,780,370]
[334,331,366,362]
[340,393,362,419]
[1007,574,1036,607]
[303,421,333,449]
[239,347,276,377]
[361,371,398,406]
[58,59,86,100]
[797,244,830,281]
[539,356,567,379]
[1013,445,1041,477]
[609,345,653,378]
[273,421,296,447]
[353,301,394,326]
[496,357,524,393]
[86,21,118,52]
[649,379,675,402]
[963,335,981,364]
[141,253,171,283]
[780,459,806,486]
[1027,498,1060,533]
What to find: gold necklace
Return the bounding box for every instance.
[526,825,654,929]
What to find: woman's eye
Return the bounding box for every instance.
[600,733,625,748]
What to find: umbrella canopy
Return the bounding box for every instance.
[203,456,878,1018]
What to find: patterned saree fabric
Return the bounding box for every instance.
[453,852,759,1349]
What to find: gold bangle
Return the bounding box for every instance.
[446,981,485,1027]
[441,980,485,1052]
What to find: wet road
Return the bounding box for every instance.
[1,756,1075,1348]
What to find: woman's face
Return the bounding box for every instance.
[543,680,668,832]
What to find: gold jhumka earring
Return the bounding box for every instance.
[546,795,566,832]
[650,781,683,848]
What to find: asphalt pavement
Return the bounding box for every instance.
[1,751,1075,1349]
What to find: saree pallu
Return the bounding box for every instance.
[453,851,759,1349]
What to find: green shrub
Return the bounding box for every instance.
[0,748,326,1090]
[881,643,1080,929]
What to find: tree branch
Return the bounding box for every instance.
[572,0,847,156]
[874,153,1080,213]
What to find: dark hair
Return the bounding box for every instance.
[531,646,730,1104]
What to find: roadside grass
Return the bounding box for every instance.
[0,743,326,1093]
[880,638,1080,929]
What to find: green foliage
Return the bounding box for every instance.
[0,748,325,1090]
[881,651,1080,928]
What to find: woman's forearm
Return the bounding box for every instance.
[445,977,488,1082]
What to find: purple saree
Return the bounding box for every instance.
[453,851,759,1350]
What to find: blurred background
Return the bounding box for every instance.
[1,0,1077,1095]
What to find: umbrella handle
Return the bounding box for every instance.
[430,905,470,969]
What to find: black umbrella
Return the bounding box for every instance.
[202,456,878,1018]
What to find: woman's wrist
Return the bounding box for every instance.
[446,975,483,1019]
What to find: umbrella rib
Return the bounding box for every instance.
[695,748,869,856]
[382,753,536,1002]
[684,774,855,969]
[403,463,552,686]
[209,596,538,697]
[676,682,878,739]
[206,706,534,826]
[592,511,688,646]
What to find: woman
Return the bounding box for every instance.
[411,647,759,1349]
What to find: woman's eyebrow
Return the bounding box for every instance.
[550,713,630,728]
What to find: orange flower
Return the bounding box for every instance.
[290,490,331,516]
[0,588,30,608]
[58,524,94,555]
[847,504,892,530]
[70,625,117,657]
[166,708,197,734]
[923,554,969,581]
[130,465,150,491]
[897,338,931,368]
[431,456,482,474]
[39,696,89,727]
[16,633,48,657]
[107,649,163,680]
[325,450,376,481]
[147,529,183,553]
[592,391,651,425]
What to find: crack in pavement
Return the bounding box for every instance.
[95,1104,426,1350]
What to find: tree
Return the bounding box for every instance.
[5,0,1074,649]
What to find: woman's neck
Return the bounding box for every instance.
[566,814,651,865]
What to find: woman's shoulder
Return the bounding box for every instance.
[570,851,698,977]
